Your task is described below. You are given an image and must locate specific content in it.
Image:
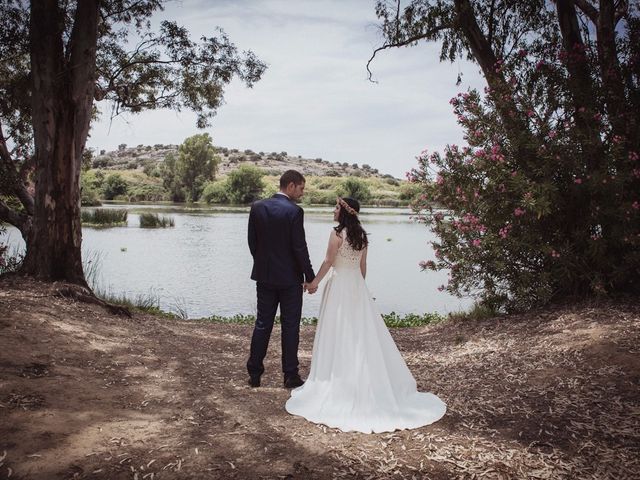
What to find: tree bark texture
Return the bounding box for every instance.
[21,0,100,285]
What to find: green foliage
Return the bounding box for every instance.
[199,312,444,328]
[337,177,372,203]
[177,133,219,202]
[125,183,169,202]
[159,152,185,202]
[399,182,422,203]
[382,312,444,327]
[139,212,175,228]
[81,208,128,227]
[225,165,265,204]
[80,170,103,206]
[102,173,128,200]
[201,180,229,204]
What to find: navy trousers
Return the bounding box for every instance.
[246,282,303,378]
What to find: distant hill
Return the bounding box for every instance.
[90,144,399,180]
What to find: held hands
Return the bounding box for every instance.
[303,281,319,294]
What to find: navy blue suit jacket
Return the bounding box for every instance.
[248,194,315,286]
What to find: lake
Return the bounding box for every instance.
[1,204,472,318]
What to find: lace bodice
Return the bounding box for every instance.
[334,230,363,269]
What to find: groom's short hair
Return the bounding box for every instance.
[280,170,305,189]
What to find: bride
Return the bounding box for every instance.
[285,197,446,433]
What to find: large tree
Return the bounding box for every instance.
[371,0,639,309]
[0,0,265,287]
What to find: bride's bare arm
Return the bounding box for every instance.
[360,247,367,279]
[309,231,342,289]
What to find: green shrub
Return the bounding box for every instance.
[399,182,422,202]
[337,177,372,203]
[226,165,265,203]
[126,183,169,202]
[81,187,101,206]
[201,180,229,203]
[102,173,128,200]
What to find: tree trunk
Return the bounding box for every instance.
[20,0,100,286]
[555,0,604,168]
[596,0,629,140]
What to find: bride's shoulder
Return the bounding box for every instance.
[329,228,344,243]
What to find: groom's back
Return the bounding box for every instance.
[248,195,305,286]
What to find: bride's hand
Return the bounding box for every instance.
[307,280,319,294]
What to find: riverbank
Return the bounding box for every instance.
[1,277,638,479]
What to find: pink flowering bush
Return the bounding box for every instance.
[409,61,640,311]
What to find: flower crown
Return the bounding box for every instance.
[337,197,358,217]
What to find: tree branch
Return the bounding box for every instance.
[0,198,30,232]
[0,123,34,215]
[573,0,599,23]
[366,26,453,82]
[614,0,628,23]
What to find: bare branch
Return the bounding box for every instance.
[366,26,453,82]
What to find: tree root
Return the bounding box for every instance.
[54,284,132,317]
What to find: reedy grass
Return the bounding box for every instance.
[139,212,175,228]
[81,208,128,227]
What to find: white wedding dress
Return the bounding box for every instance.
[285,231,446,433]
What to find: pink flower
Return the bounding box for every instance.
[436,174,444,185]
[472,239,481,247]
[499,225,511,239]
[419,260,437,270]
[548,130,557,139]
[630,151,639,161]
[536,60,546,70]
[550,250,560,258]
[574,178,582,184]
[527,110,535,118]
[632,201,640,210]
[518,49,527,57]
[514,207,526,217]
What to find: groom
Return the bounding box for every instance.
[246,170,316,388]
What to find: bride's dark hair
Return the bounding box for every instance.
[334,197,368,251]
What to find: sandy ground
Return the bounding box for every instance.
[0,277,638,479]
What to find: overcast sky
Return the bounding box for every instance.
[88,0,485,178]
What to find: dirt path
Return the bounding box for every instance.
[1,278,638,479]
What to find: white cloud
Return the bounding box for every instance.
[88,0,485,177]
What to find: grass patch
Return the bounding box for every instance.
[94,287,163,313]
[447,302,498,322]
[81,208,128,227]
[198,312,445,328]
[139,212,175,228]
